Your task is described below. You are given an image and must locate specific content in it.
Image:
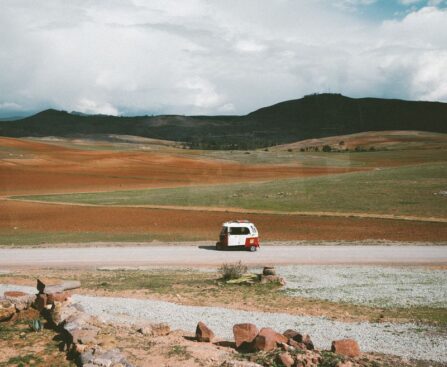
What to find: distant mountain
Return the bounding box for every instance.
[1,94,446,149]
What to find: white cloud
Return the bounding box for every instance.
[74,99,119,116]
[0,1,446,116]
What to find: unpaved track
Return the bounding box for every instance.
[1,245,446,267]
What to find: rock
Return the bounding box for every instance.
[254,327,288,352]
[37,279,81,294]
[0,300,15,321]
[262,266,276,276]
[303,334,314,350]
[4,291,28,297]
[336,362,353,367]
[196,321,215,342]
[331,339,361,358]
[4,292,36,311]
[283,329,303,341]
[221,361,263,367]
[80,349,95,364]
[278,352,294,367]
[259,275,286,286]
[287,339,306,350]
[233,323,259,349]
[71,328,98,345]
[35,294,47,311]
[37,279,46,294]
[47,292,70,304]
[93,357,112,367]
[50,301,63,325]
[137,322,170,336]
[283,330,313,350]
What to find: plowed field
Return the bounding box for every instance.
[0,137,360,195]
[2,200,446,242]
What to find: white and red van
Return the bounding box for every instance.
[216,220,260,252]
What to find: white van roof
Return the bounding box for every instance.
[222,220,255,228]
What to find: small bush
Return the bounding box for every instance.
[219,261,248,281]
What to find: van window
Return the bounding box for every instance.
[229,227,250,235]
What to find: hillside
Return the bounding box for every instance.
[273,130,447,152]
[1,94,447,149]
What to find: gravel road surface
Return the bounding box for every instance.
[1,245,446,267]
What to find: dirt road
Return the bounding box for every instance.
[1,245,446,267]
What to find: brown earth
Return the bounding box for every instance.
[2,200,446,242]
[0,137,361,195]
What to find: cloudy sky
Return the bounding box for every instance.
[1,0,446,117]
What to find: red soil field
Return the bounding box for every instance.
[2,200,446,242]
[0,138,360,195]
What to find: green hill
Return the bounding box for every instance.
[1,94,446,149]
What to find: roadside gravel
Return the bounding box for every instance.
[74,294,446,363]
[278,265,447,308]
[1,284,446,362]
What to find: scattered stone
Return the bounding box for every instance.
[259,275,286,286]
[233,323,259,348]
[221,360,263,367]
[336,361,353,367]
[71,328,99,345]
[196,321,215,342]
[0,300,15,321]
[303,334,314,350]
[254,327,288,351]
[331,339,361,358]
[278,352,294,367]
[263,266,276,276]
[283,329,313,350]
[137,322,170,336]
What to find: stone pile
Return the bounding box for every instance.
[259,266,286,286]
[194,321,361,367]
[0,279,137,367]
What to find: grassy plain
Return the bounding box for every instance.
[1,134,446,245]
[17,162,447,218]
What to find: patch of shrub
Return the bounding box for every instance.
[219,261,248,281]
[319,351,345,367]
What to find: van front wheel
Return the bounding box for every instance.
[249,245,257,252]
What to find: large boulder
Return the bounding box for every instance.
[233,323,259,348]
[331,339,361,357]
[0,300,15,321]
[254,327,288,351]
[196,321,215,342]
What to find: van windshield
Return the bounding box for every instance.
[220,227,228,235]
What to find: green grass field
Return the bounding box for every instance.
[14,162,447,218]
[0,230,202,247]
